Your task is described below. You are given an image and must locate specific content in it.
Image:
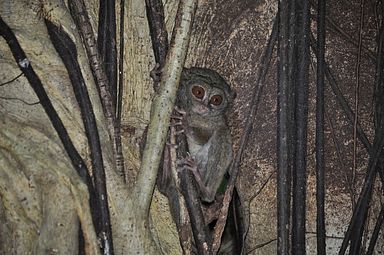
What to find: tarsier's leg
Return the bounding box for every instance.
[178,156,213,202]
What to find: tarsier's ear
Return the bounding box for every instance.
[180,67,192,82]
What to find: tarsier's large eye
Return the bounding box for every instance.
[192,85,205,100]
[210,95,223,106]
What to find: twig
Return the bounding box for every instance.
[247,238,277,253]
[170,123,193,254]
[212,17,278,254]
[352,0,365,212]
[97,0,118,110]
[315,0,326,253]
[145,0,169,66]
[276,8,291,252]
[325,112,356,207]
[145,0,169,90]
[180,169,212,255]
[45,20,114,255]
[0,96,39,105]
[68,0,125,178]
[366,205,384,254]
[250,172,274,201]
[0,72,23,86]
[117,0,126,181]
[291,0,311,253]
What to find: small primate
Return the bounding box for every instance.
[174,67,236,203]
[157,67,243,254]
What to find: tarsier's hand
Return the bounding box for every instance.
[170,106,187,135]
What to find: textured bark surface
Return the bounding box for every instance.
[1,0,383,254]
[184,0,383,254]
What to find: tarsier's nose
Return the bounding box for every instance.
[195,104,209,115]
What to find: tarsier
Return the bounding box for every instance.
[157,67,242,254]
[175,67,236,202]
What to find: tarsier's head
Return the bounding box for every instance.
[179,67,236,117]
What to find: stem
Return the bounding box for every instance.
[315,0,327,253]
[135,0,198,216]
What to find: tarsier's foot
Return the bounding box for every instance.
[178,156,198,173]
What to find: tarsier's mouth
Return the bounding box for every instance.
[193,105,210,115]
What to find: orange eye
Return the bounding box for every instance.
[192,86,205,99]
[210,95,223,106]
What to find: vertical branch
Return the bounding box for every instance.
[315,0,326,254]
[145,0,169,66]
[145,0,170,90]
[277,0,291,252]
[180,170,212,255]
[68,0,125,178]
[45,20,114,255]
[135,0,198,215]
[98,0,118,109]
[116,0,125,179]
[374,0,384,135]
[292,0,310,253]
[170,124,193,254]
[366,206,384,255]
[338,13,384,251]
[352,0,365,208]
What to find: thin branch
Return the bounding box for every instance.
[116,0,126,181]
[247,238,277,254]
[212,17,278,254]
[145,0,169,91]
[98,0,118,109]
[325,111,356,207]
[366,205,384,255]
[277,2,292,252]
[180,169,212,255]
[45,20,114,254]
[0,72,23,86]
[145,0,169,66]
[351,0,365,215]
[171,122,194,254]
[366,6,384,255]
[315,0,326,253]
[338,115,384,254]
[250,171,274,201]
[68,0,125,178]
[0,96,39,105]
[292,0,311,253]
